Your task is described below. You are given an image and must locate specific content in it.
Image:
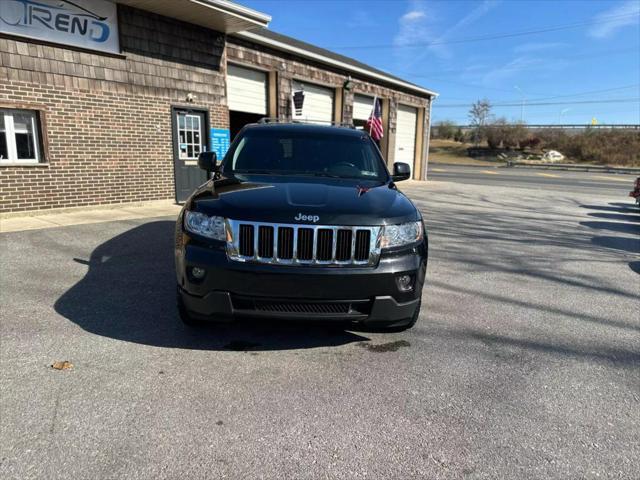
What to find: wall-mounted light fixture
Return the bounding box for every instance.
[343,76,354,91]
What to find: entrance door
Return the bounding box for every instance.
[394,104,418,176]
[173,108,208,203]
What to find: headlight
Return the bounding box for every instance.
[184,211,226,241]
[380,221,423,249]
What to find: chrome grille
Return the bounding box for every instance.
[226,220,382,266]
[355,230,371,261]
[239,224,254,257]
[257,226,274,258]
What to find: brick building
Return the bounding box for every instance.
[0,0,436,214]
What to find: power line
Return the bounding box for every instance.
[410,76,640,97]
[435,98,640,108]
[526,84,640,102]
[433,84,640,105]
[327,12,640,50]
[402,47,639,84]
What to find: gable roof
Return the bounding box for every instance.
[233,29,438,98]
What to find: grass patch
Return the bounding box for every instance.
[429,139,506,166]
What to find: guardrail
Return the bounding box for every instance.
[504,161,640,175]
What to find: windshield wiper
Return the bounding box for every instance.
[233,169,276,175]
[234,170,359,179]
[302,172,346,179]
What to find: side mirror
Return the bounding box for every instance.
[392,162,411,182]
[198,151,217,173]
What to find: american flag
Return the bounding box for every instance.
[365,97,384,141]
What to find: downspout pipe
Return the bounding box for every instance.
[422,95,436,181]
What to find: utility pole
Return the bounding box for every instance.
[558,108,570,125]
[514,86,525,123]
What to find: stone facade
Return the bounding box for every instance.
[226,36,432,174]
[0,5,432,214]
[0,6,228,213]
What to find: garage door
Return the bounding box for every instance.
[227,64,267,115]
[353,94,374,121]
[292,80,333,123]
[394,104,417,173]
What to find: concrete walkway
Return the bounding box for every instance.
[0,180,437,234]
[0,200,181,233]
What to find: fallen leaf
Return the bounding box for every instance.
[51,361,73,370]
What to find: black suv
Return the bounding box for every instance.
[175,123,428,331]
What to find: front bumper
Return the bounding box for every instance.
[176,237,427,327]
[180,289,421,327]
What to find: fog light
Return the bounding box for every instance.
[191,267,206,279]
[396,274,413,292]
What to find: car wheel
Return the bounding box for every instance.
[177,287,202,327]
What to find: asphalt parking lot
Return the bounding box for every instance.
[1,177,638,479]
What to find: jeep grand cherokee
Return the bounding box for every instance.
[175,123,428,331]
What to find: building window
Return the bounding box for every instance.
[0,109,42,164]
[177,113,202,160]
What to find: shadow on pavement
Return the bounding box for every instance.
[579,204,638,214]
[629,261,640,275]
[440,328,640,367]
[580,202,640,255]
[588,212,640,223]
[430,279,640,334]
[580,221,640,235]
[591,236,640,254]
[609,202,639,209]
[54,221,369,351]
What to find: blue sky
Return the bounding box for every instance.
[241,0,640,125]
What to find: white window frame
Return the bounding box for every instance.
[0,109,41,164]
[176,112,203,160]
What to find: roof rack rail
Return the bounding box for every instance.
[257,117,355,128]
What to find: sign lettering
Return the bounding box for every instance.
[0,0,119,54]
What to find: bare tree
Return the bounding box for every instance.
[468,99,492,145]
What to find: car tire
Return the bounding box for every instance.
[177,287,202,327]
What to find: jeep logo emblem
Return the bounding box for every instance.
[295,213,320,223]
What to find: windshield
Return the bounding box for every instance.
[222,129,389,181]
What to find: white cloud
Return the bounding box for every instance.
[393,0,442,66]
[589,0,640,38]
[393,0,500,67]
[401,10,426,22]
[443,0,500,35]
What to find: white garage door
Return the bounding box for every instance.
[353,94,374,121]
[394,104,418,173]
[292,80,333,123]
[227,64,267,115]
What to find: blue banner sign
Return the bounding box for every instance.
[210,128,230,160]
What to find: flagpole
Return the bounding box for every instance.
[369,96,377,136]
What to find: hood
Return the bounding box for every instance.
[189,174,419,226]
